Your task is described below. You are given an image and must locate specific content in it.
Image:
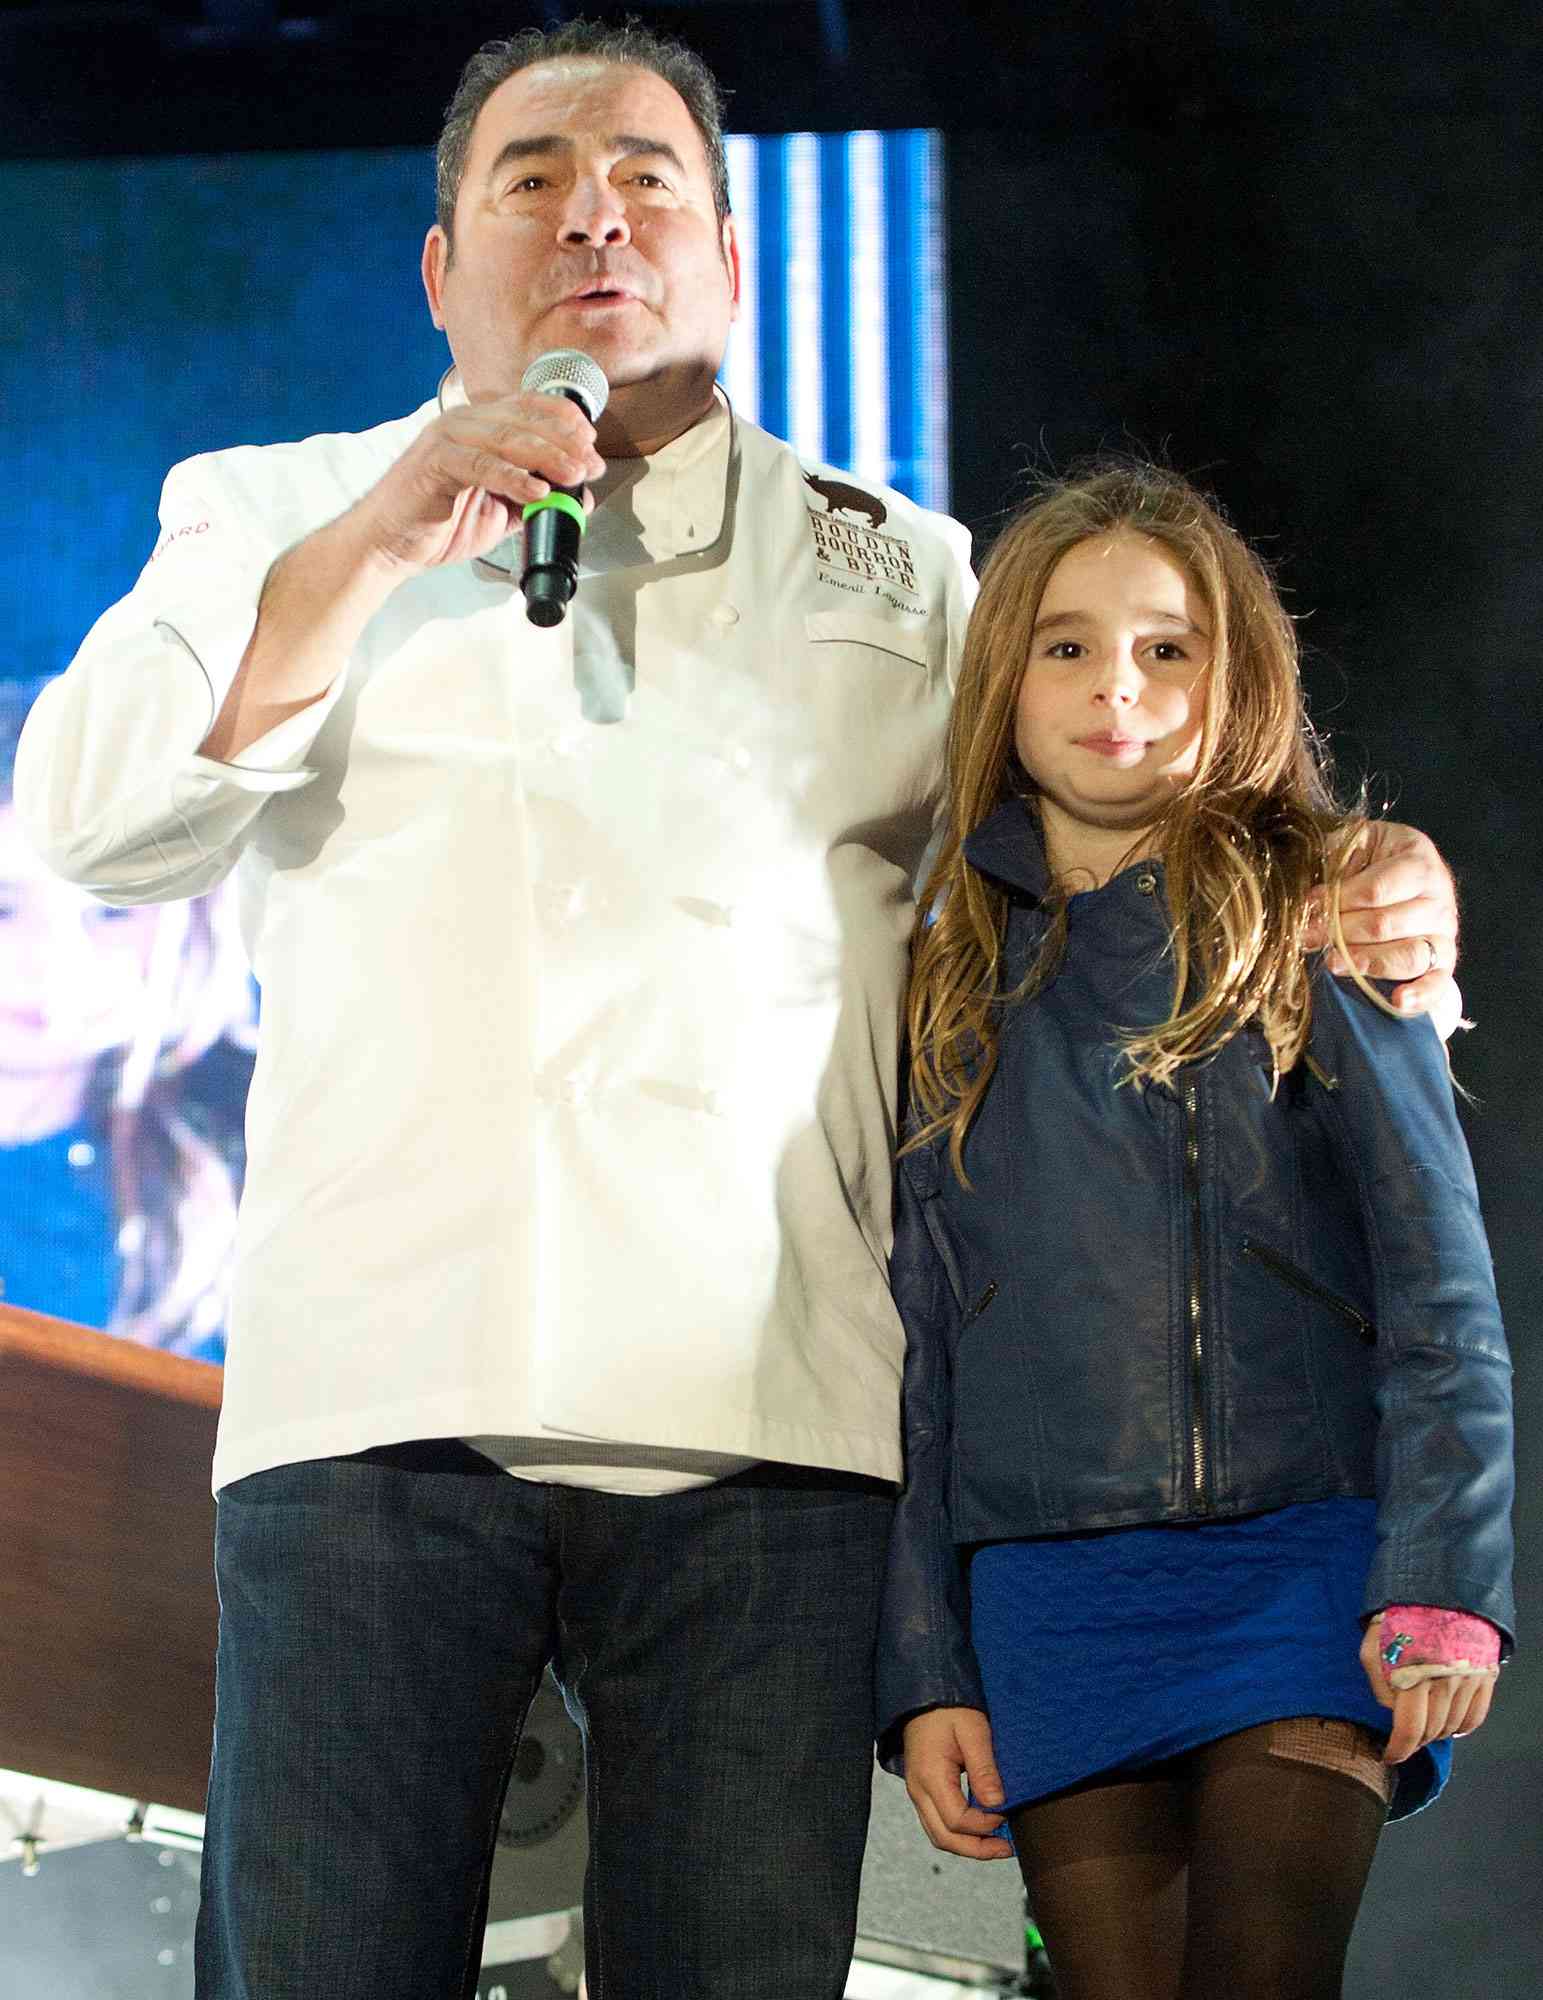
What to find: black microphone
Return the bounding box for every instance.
[518,348,610,628]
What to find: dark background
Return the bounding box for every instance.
[5,3,1539,1992]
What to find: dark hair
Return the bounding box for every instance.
[435,18,732,246]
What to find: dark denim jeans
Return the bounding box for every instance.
[194,1440,893,1999]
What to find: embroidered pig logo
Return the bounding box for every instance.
[803,472,887,530]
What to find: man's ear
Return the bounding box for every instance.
[722,213,742,320]
[422,225,450,329]
[723,213,747,322]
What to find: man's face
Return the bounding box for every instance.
[422,59,739,446]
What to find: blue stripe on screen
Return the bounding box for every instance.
[818,135,852,472]
[755,138,790,446]
[883,130,921,499]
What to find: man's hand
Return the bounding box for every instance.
[901,1706,1013,1861]
[352,390,608,576]
[1305,821,1462,1027]
[199,392,608,763]
[1359,1614,1498,1765]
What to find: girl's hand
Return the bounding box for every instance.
[1360,1609,1502,1764]
[901,1706,1014,1861]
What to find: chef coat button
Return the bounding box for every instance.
[729,746,752,773]
[1135,871,1158,894]
[557,1078,582,1105]
[68,1140,97,1169]
[711,603,740,628]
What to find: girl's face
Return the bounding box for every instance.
[1013,532,1212,851]
[0,806,164,1077]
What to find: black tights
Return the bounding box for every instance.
[1010,1720,1389,2000]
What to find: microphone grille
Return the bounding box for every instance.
[521,348,609,423]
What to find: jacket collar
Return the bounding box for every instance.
[962,796,1053,900]
[962,795,1171,921]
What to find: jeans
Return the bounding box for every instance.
[194,1440,893,1999]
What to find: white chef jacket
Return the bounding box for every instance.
[16,390,974,1494]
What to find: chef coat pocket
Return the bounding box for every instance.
[803,609,935,670]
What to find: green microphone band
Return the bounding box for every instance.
[521,491,588,534]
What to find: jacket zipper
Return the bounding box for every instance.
[1182,1081,1210,1510]
[962,1281,997,1328]
[1241,1237,1375,1344]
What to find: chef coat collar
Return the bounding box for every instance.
[583,391,732,569]
[436,370,734,579]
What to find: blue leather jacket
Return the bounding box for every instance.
[876,799,1515,1752]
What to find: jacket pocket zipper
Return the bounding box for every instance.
[961,1281,997,1330]
[1241,1238,1375,1344]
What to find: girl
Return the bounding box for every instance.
[877,465,1514,2000]
[0,678,255,1356]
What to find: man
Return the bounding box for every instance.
[16,21,1461,1999]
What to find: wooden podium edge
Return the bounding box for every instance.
[0,1302,224,1407]
[0,1302,223,1811]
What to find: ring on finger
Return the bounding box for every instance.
[1417,936,1437,975]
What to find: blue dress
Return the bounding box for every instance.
[969,1497,1447,1822]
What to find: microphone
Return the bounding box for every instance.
[518,348,610,628]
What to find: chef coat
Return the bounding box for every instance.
[16,390,974,1493]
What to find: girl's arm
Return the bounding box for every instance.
[875,1153,991,1753]
[1308,975,1516,1650]
[878,1154,1011,1856]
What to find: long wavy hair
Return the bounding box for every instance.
[907,462,1376,1183]
[2,679,255,1353]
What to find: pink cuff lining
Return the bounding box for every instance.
[1378,1605,1501,1673]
